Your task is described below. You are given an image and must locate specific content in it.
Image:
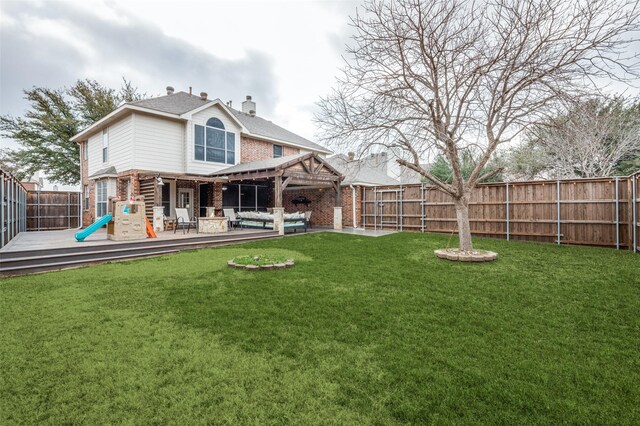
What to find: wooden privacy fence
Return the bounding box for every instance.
[362,172,640,252]
[26,191,81,231]
[1,169,27,248]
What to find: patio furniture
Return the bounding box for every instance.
[237,211,308,233]
[223,208,240,229]
[163,215,176,231]
[174,208,197,234]
[304,211,312,228]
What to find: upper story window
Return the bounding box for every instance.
[195,117,235,164]
[273,144,283,158]
[102,129,109,163]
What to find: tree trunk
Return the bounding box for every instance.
[454,195,473,252]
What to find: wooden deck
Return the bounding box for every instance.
[0,228,271,253]
[0,228,280,276]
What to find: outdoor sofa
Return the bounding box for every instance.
[236,211,308,233]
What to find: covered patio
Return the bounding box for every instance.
[210,153,345,234]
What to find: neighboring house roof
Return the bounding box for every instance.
[326,154,400,186]
[72,91,331,153]
[89,166,118,179]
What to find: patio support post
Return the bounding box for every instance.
[273,207,285,236]
[274,175,283,208]
[153,206,165,233]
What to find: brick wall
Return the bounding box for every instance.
[81,142,94,226]
[241,136,300,162]
[116,170,141,201]
[282,186,360,227]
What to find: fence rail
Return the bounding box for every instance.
[1,169,27,248]
[26,191,81,231]
[362,172,640,252]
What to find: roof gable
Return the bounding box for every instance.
[209,152,343,183]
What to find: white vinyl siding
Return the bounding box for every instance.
[86,115,133,176]
[187,105,242,175]
[132,113,185,174]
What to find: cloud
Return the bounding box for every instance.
[0,0,279,121]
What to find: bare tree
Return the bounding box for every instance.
[316,0,640,252]
[511,96,640,179]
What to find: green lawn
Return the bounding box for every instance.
[1,233,639,424]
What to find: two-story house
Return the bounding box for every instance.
[72,87,360,228]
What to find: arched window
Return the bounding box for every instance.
[194,117,235,164]
[206,117,225,130]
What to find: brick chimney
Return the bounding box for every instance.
[242,95,256,116]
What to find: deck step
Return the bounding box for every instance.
[0,231,277,260]
[0,231,280,276]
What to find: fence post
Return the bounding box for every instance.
[633,174,637,253]
[8,178,13,242]
[399,184,403,231]
[615,177,620,250]
[556,180,561,245]
[37,189,40,231]
[1,174,4,248]
[68,192,71,229]
[421,184,425,233]
[373,187,377,231]
[506,182,510,241]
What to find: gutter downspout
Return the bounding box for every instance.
[79,140,84,228]
[350,185,357,228]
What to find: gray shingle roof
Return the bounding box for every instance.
[128,91,331,153]
[89,166,118,179]
[210,153,308,176]
[228,109,331,153]
[326,155,399,186]
[128,91,208,115]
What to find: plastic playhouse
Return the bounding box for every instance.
[75,196,156,242]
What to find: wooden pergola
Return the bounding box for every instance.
[210,153,344,208]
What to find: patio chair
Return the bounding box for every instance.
[174,208,197,234]
[304,211,312,228]
[223,208,239,229]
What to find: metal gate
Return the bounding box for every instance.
[373,188,403,230]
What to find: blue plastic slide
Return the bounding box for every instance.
[75,214,112,242]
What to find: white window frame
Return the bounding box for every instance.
[96,181,108,217]
[194,122,235,165]
[83,185,89,211]
[102,129,109,163]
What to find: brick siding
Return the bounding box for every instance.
[81,142,94,226]
[241,136,300,162]
[282,186,361,227]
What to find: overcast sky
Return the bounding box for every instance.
[0,0,359,152]
[1,0,638,157]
